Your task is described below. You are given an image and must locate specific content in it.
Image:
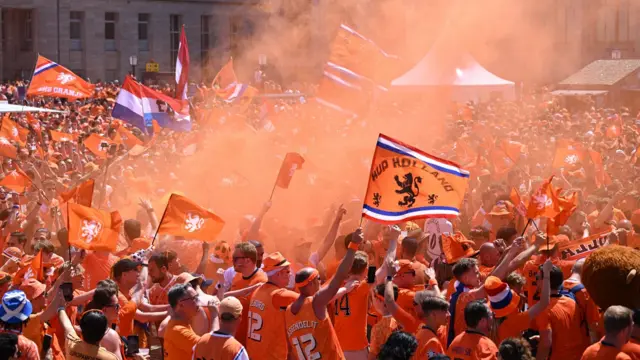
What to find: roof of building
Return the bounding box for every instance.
[558,59,640,86]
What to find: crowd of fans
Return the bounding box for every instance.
[0,77,637,360]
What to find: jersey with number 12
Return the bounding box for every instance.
[285,297,345,360]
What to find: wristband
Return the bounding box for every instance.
[57,306,66,313]
[348,242,359,251]
[386,276,393,282]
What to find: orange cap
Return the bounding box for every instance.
[442,232,477,264]
[262,252,291,274]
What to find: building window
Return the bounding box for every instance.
[138,13,150,51]
[617,0,631,42]
[105,12,117,51]
[20,10,33,52]
[201,15,211,64]
[170,15,181,71]
[105,69,117,82]
[71,69,85,79]
[70,11,83,50]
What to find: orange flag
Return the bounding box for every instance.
[0,116,29,146]
[509,187,527,217]
[114,126,143,148]
[157,194,225,242]
[552,140,586,169]
[12,250,44,285]
[26,113,43,143]
[27,55,95,99]
[276,153,305,189]
[547,190,578,235]
[49,130,77,143]
[0,168,32,192]
[83,133,115,158]
[526,176,560,219]
[588,150,612,188]
[59,179,94,207]
[68,203,122,252]
[0,136,18,159]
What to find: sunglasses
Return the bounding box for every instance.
[180,294,199,304]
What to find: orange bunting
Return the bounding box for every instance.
[157,194,225,242]
[67,203,122,252]
[59,179,94,207]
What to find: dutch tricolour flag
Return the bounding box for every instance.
[112,75,191,133]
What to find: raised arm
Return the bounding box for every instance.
[375,226,400,284]
[313,228,362,316]
[507,232,547,272]
[315,205,346,263]
[246,201,271,241]
[469,237,524,299]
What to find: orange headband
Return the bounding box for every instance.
[296,269,319,289]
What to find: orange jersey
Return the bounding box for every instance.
[523,256,574,307]
[447,330,499,360]
[622,337,640,360]
[230,268,268,346]
[451,291,477,342]
[563,279,601,329]
[478,264,494,281]
[332,281,370,351]
[245,283,298,360]
[193,331,249,360]
[581,341,632,360]
[163,319,201,360]
[397,288,417,319]
[496,311,531,344]
[285,297,344,360]
[117,291,137,337]
[535,296,590,360]
[414,326,446,359]
[148,275,180,305]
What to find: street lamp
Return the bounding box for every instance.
[129,55,138,77]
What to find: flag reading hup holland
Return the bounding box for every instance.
[362,134,470,224]
[26,55,95,99]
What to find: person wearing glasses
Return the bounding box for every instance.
[57,301,119,360]
[84,280,124,360]
[164,283,218,360]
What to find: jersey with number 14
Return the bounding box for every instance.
[332,281,370,351]
[285,297,345,360]
[246,282,298,360]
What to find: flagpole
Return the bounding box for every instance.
[269,181,277,201]
[66,203,71,262]
[151,194,173,247]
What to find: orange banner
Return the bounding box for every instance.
[559,231,612,260]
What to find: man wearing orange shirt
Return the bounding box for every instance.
[536,264,591,360]
[447,238,521,346]
[369,283,401,360]
[246,252,298,360]
[163,283,218,360]
[477,242,500,280]
[284,228,363,360]
[229,242,267,346]
[562,258,602,342]
[581,305,633,360]
[486,259,551,344]
[393,259,421,319]
[447,300,499,360]
[622,309,640,359]
[413,295,449,359]
[147,252,183,305]
[193,296,248,360]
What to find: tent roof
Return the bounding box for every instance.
[0,103,66,113]
[557,59,640,86]
[392,51,514,87]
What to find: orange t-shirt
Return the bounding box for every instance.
[535,296,590,360]
[478,265,494,281]
[563,279,600,330]
[581,341,632,360]
[148,275,181,305]
[245,283,298,360]
[496,311,532,344]
[397,288,417,319]
[284,297,344,360]
[370,315,399,358]
[414,326,446,359]
[622,337,640,360]
[447,330,499,360]
[230,268,268,346]
[117,290,138,337]
[332,281,370,351]
[453,291,477,339]
[193,331,249,360]
[163,319,201,360]
[523,256,575,307]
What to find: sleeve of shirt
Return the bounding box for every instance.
[393,306,420,334]
[223,267,236,290]
[235,346,250,360]
[173,325,201,351]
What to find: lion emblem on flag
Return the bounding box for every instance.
[56,72,75,85]
[185,213,204,233]
[394,173,422,208]
[564,154,578,165]
[532,193,552,210]
[81,220,102,243]
[11,127,18,138]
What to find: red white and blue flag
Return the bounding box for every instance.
[174,25,191,123]
[112,75,190,133]
[212,58,257,102]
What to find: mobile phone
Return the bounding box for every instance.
[367,265,377,284]
[126,335,140,356]
[42,334,52,354]
[61,282,74,302]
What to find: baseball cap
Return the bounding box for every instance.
[0,290,33,324]
[219,296,243,320]
[262,252,291,274]
[19,278,46,300]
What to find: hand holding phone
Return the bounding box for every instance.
[367,265,377,284]
[61,282,74,302]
